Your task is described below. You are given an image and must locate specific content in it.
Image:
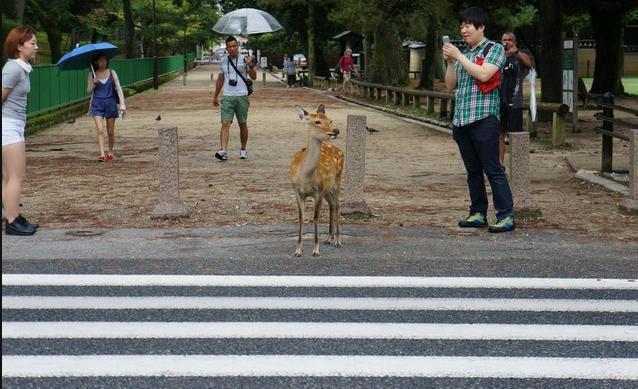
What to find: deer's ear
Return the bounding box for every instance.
[295,105,308,120]
[317,104,325,114]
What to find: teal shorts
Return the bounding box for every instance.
[220,95,250,123]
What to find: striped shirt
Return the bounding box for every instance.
[453,39,505,127]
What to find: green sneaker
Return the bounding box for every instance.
[458,212,488,228]
[489,215,516,233]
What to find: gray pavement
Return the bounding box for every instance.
[3,224,637,277]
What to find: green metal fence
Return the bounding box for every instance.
[27,55,188,117]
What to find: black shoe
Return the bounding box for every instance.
[5,219,36,236]
[16,214,38,229]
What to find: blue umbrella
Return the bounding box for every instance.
[56,42,119,76]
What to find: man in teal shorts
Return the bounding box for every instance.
[213,36,257,160]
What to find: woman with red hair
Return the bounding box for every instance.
[2,26,39,236]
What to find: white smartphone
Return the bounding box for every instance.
[442,35,450,45]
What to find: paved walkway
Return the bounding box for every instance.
[2,64,637,264]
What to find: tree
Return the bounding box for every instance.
[589,1,636,95]
[122,0,135,58]
[538,0,563,104]
[331,0,416,86]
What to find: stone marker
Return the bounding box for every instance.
[151,127,189,219]
[509,132,539,213]
[621,129,638,215]
[552,111,566,146]
[341,115,372,215]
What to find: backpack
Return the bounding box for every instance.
[474,42,501,93]
[334,57,343,75]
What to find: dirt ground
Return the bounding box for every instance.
[17,64,638,241]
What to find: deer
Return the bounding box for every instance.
[290,104,344,257]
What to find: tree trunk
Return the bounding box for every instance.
[13,0,25,23]
[589,4,625,95]
[122,0,136,58]
[418,13,438,89]
[368,20,405,86]
[539,0,563,105]
[306,1,317,83]
[39,15,63,63]
[363,32,372,76]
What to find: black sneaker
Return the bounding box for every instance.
[458,212,488,228]
[17,214,38,229]
[214,150,228,161]
[5,219,36,236]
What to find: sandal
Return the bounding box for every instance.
[106,154,113,161]
[98,156,106,162]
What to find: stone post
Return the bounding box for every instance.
[262,71,266,85]
[621,129,638,214]
[509,132,539,214]
[341,115,372,215]
[552,112,566,146]
[151,127,189,219]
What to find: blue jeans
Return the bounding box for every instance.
[453,115,513,219]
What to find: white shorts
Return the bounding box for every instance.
[2,117,26,146]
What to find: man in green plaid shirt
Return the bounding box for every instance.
[443,7,515,233]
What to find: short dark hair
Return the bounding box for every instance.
[460,7,489,30]
[225,36,237,44]
[91,53,110,69]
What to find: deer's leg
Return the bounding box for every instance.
[312,196,323,256]
[324,193,335,245]
[294,192,305,257]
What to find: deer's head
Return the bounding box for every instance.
[295,104,339,140]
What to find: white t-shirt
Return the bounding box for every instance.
[219,54,249,97]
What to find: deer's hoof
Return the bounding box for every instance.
[323,239,334,245]
[312,250,320,257]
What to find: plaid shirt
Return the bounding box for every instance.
[453,39,505,127]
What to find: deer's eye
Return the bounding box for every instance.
[315,121,321,125]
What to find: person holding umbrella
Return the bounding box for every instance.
[2,26,39,236]
[87,53,126,161]
[212,36,257,161]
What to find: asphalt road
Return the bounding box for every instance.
[2,225,637,277]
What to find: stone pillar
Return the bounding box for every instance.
[151,127,189,219]
[621,129,638,214]
[509,132,539,213]
[341,115,372,215]
[552,112,566,146]
[262,71,266,85]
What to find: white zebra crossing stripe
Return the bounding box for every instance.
[4,322,637,341]
[3,274,637,289]
[4,296,638,312]
[3,355,638,378]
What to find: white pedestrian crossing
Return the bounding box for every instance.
[2,274,638,384]
[4,295,638,311]
[3,355,638,379]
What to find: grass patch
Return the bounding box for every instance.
[582,77,638,95]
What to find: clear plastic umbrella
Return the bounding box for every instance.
[213,8,283,35]
[526,68,537,122]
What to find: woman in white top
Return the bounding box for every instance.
[86,53,126,161]
[2,26,39,236]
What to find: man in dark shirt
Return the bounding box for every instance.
[499,32,533,165]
